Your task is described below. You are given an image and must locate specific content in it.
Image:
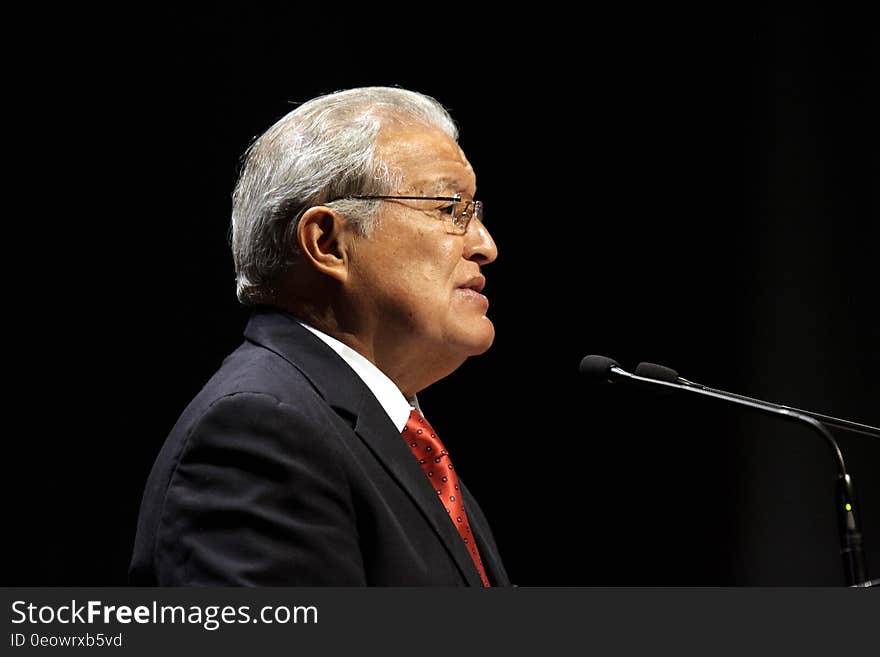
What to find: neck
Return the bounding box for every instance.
[280,303,461,398]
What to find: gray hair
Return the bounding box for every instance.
[231,87,458,306]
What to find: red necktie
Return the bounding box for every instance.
[402,408,490,587]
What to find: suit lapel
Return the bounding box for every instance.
[459,479,510,586]
[244,309,485,586]
[351,400,485,587]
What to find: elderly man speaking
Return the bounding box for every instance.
[130,87,509,586]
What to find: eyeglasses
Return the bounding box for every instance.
[331,194,483,234]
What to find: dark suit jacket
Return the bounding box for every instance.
[130,309,509,586]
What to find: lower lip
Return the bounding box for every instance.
[457,287,489,308]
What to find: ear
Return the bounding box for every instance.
[296,206,350,283]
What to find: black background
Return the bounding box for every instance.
[8,7,877,586]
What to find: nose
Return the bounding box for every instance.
[463,218,498,265]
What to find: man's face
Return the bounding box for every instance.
[345,123,498,384]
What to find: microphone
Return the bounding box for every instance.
[634,362,880,439]
[579,355,870,587]
[578,354,624,382]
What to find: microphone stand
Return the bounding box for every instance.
[606,364,870,587]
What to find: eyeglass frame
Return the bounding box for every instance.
[327,194,483,234]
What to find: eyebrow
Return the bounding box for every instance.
[419,177,477,197]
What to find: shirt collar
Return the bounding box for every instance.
[298,321,418,432]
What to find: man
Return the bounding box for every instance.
[130,87,509,586]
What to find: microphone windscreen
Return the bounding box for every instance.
[578,355,619,381]
[635,362,679,382]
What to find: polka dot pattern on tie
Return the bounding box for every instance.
[402,408,490,587]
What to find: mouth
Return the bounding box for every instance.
[458,275,486,294]
[456,275,489,308]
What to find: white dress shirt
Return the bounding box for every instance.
[298,321,419,432]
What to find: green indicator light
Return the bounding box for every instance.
[845,503,852,512]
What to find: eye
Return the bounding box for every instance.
[439,204,457,215]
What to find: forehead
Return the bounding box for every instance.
[374,122,476,194]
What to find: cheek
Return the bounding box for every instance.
[415,240,459,281]
[356,227,461,310]
[392,237,459,292]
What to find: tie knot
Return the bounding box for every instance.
[403,409,447,457]
[406,408,426,426]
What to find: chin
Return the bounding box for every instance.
[462,320,495,356]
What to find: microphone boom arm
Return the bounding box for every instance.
[676,377,880,439]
